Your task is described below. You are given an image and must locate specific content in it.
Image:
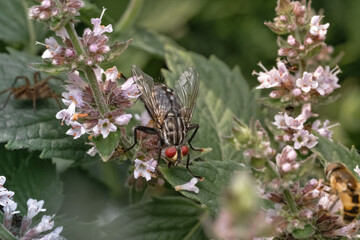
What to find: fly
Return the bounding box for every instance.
[126,65,202,178]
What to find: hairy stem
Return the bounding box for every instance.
[65,23,109,115]
[283,188,299,215]
[84,66,109,115]
[114,0,144,33]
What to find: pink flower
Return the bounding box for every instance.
[276,145,299,174]
[296,72,318,93]
[310,15,330,40]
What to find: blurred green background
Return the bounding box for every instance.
[96,0,360,149]
[1,0,360,236]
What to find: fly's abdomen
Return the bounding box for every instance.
[163,117,186,146]
[340,192,360,223]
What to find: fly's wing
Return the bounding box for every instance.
[174,67,200,123]
[131,65,169,125]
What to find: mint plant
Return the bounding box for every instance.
[0,0,359,239]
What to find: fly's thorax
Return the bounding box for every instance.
[162,115,187,146]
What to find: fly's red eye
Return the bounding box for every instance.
[181,146,189,156]
[165,147,177,158]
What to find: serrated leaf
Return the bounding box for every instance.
[0,145,63,215]
[116,26,183,58]
[162,45,258,161]
[0,0,48,51]
[29,62,72,74]
[92,130,120,162]
[103,39,133,63]
[160,160,245,216]
[311,134,360,176]
[102,197,207,240]
[0,49,99,163]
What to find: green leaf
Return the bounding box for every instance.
[117,26,183,58]
[311,134,360,176]
[0,0,48,52]
[29,62,72,74]
[103,39,133,63]
[160,160,245,216]
[0,144,64,215]
[91,130,120,162]
[292,224,315,239]
[162,45,258,161]
[102,197,207,240]
[0,49,99,163]
[55,215,103,240]
[0,223,17,240]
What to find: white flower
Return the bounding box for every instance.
[94,66,105,82]
[105,67,119,82]
[114,114,132,126]
[87,146,98,157]
[292,129,318,149]
[55,28,69,40]
[0,189,15,207]
[0,176,6,186]
[175,177,199,193]
[91,8,113,36]
[355,165,360,178]
[133,158,157,181]
[56,101,76,125]
[301,103,318,120]
[276,145,299,174]
[92,119,117,138]
[39,226,64,240]
[284,113,306,130]
[4,201,19,216]
[312,119,338,140]
[272,113,287,129]
[66,121,86,139]
[135,111,152,126]
[296,72,318,93]
[26,199,46,219]
[121,77,141,98]
[34,215,55,233]
[39,37,61,59]
[309,15,330,39]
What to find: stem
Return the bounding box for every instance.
[84,66,109,115]
[22,0,36,54]
[65,23,109,115]
[64,23,85,55]
[114,0,144,33]
[283,188,299,215]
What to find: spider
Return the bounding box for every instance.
[0,72,63,112]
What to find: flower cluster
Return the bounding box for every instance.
[272,103,338,151]
[264,177,360,239]
[36,8,115,68]
[253,60,340,104]
[56,66,140,146]
[29,0,84,30]
[227,118,275,161]
[0,176,64,239]
[254,0,341,106]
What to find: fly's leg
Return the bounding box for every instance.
[125,126,160,152]
[186,153,204,180]
[187,123,203,152]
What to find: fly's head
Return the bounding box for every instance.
[164,145,189,166]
